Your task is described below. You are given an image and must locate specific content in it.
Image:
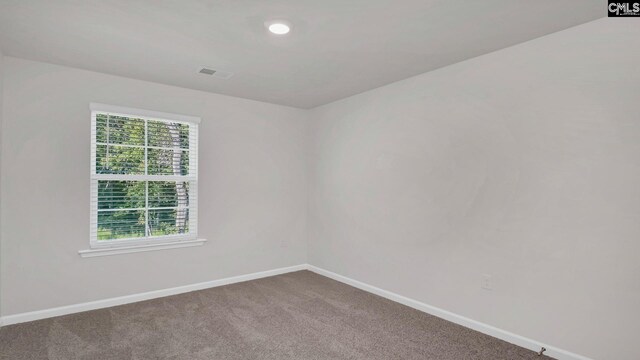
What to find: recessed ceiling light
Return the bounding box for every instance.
[267,22,290,35]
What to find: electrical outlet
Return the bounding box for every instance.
[481,274,493,290]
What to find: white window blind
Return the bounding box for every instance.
[90,103,199,248]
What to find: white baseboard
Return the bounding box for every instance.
[306,265,594,360]
[0,263,593,360]
[0,264,307,326]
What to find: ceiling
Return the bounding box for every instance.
[0,0,603,109]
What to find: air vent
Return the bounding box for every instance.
[199,68,216,75]
[198,66,234,79]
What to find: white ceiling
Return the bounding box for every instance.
[0,0,603,108]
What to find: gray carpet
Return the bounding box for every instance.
[0,270,553,359]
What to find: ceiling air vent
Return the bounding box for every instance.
[198,66,234,79]
[199,67,216,75]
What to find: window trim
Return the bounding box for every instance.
[87,103,201,252]
[79,238,207,258]
[90,103,201,125]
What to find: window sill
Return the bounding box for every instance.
[78,239,207,258]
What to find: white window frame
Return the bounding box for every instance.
[85,103,203,256]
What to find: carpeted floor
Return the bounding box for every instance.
[0,270,553,359]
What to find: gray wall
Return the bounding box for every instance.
[0,57,308,316]
[0,50,4,318]
[308,19,640,360]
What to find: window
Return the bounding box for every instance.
[89,103,200,250]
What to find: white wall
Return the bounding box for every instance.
[308,18,640,360]
[1,17,638,360]
[0,57,308,316]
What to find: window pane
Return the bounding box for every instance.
[97,209,146,240]
[148,208,189,236]
[147,120,189,149]
[92,109,196,245]
[96,144,145,174]
[98,180,145,209]
[96,113,145,146]
[147,148,189,175]
[148,181,189,208]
